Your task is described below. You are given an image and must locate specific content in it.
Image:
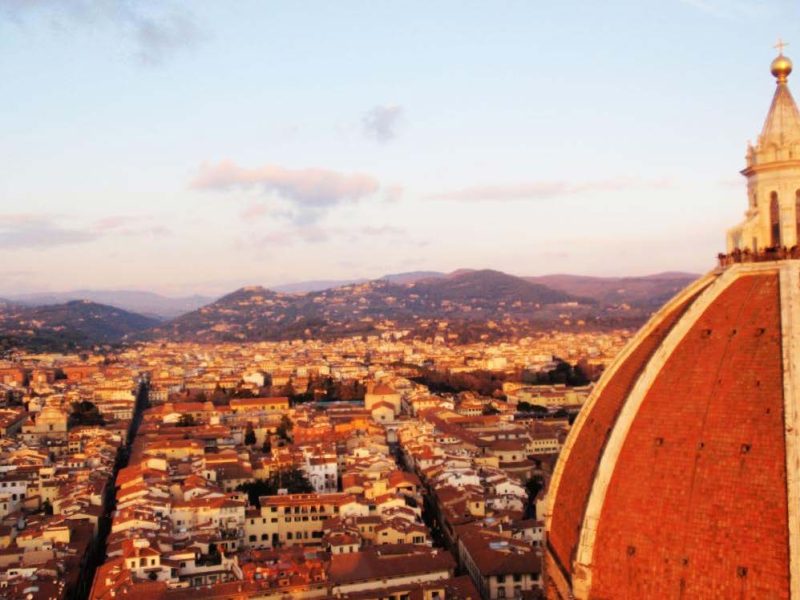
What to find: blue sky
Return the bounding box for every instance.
[0,0,796,295]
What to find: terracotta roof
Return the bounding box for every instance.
[458,524,542,576]
[328,546,454,585]
[369,383,397,396]
[230,396,289,408]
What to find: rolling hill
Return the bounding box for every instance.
[9,290,215,320]
[413,269,580,305]
[3,269,703,349]
[525,272,699,308]
[271,271,446,293]
[147,270,595,343]
[0,300,160,352]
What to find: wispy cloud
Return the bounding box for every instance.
[0,214,99,249]
[362,105,404,142]
[191,160,383,223]
[0,213,169,250]
[431,177,673,202]
[0,0,203,65]
[92,215,170,237]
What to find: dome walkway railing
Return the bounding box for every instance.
[718,246,800,267]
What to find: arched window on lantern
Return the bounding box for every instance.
[771,192,781,247]
[795,190,800,247]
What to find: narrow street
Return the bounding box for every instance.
[75,375,149,600]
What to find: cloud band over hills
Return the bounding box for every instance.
[190,161,386,224]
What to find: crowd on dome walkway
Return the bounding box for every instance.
[718,245,800,266]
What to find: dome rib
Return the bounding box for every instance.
[571,267,754,596]
[545,272,716,589]
[780,265,800,600]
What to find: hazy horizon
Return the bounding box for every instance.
[0,266,704,299]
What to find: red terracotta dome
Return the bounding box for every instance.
[545,262,800,598]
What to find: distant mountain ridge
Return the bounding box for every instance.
[1,269,701,350]
[8,290,215,320]
[270,269,699,300]
[412,269,580,305]
[145,269,671,344]
[271,271,446,293]
[0,300,160,352]
[525,272,698,308]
